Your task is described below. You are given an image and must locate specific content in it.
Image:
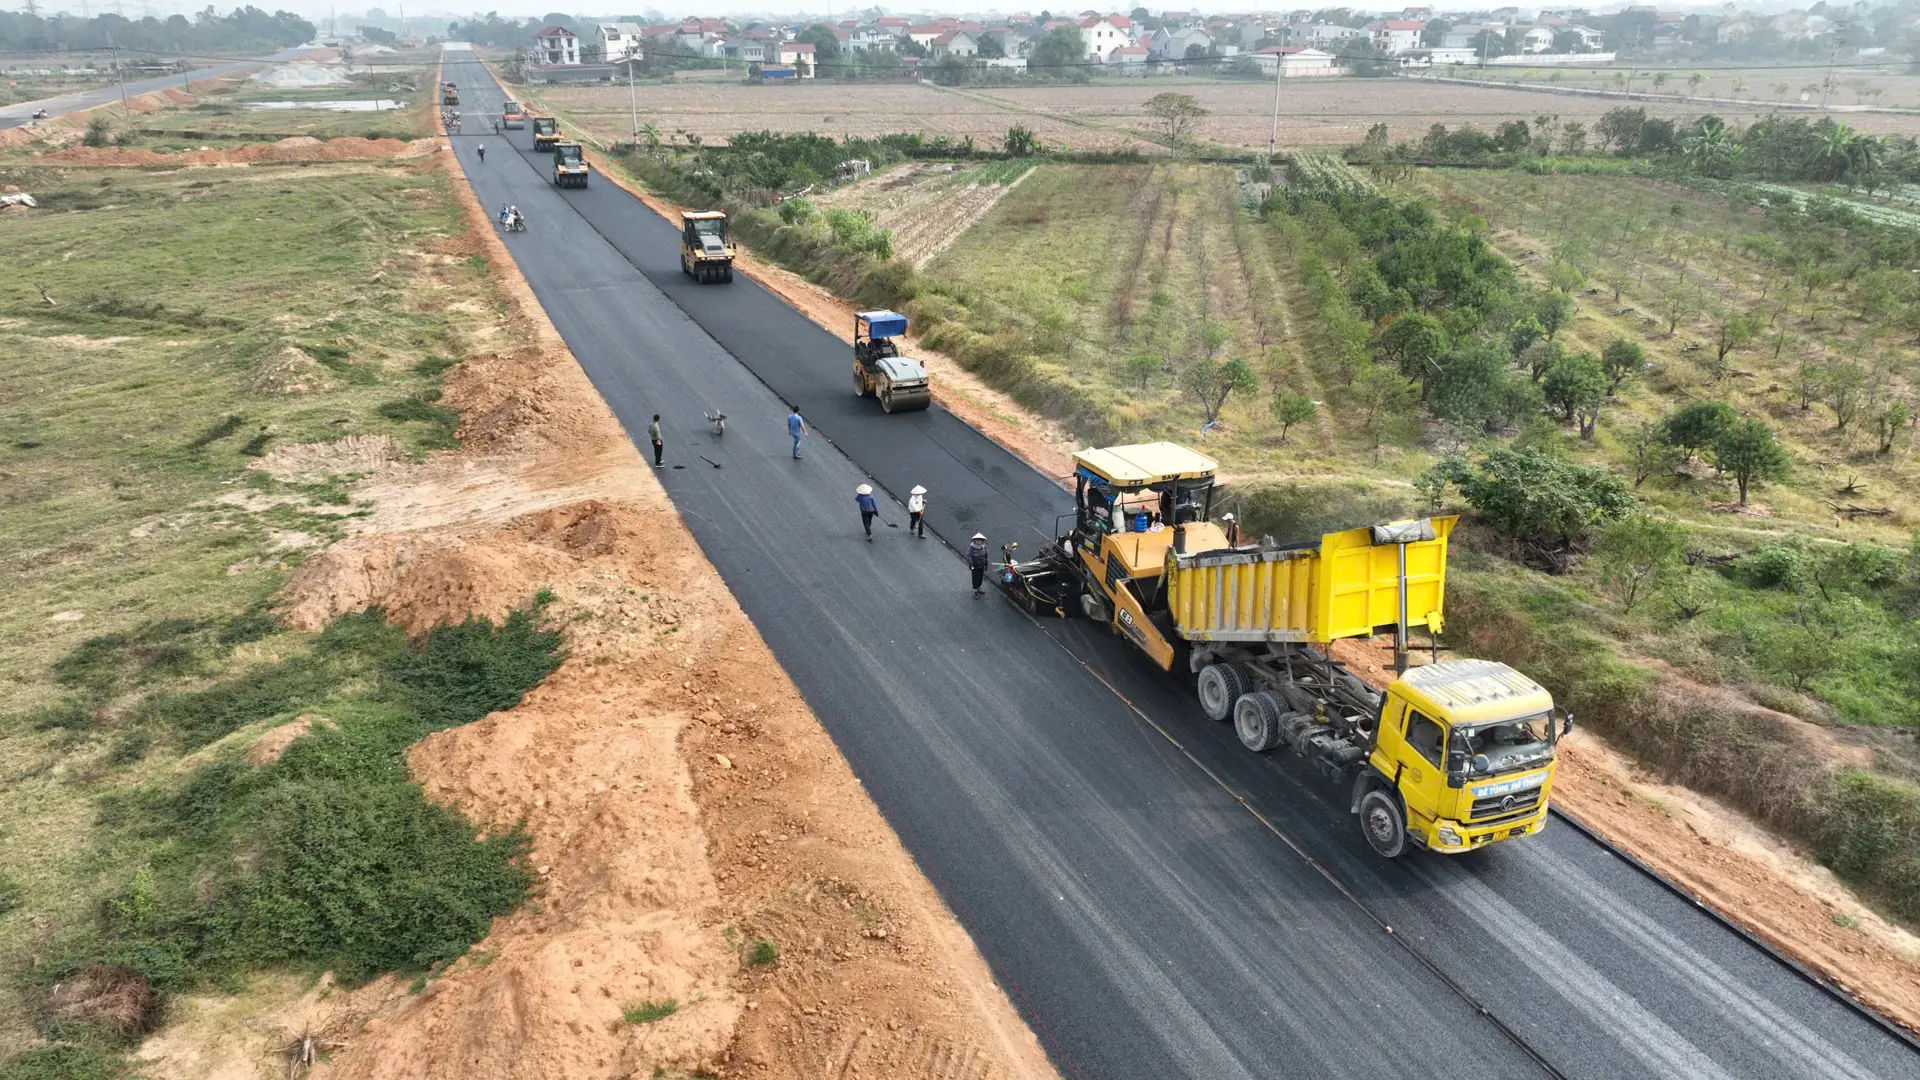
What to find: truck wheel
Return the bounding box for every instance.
[1359,789,1408,858]
[1196,663,1249,722]
[722,265,733,283]
[1233,691,1283,753]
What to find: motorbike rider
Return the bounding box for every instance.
[508,206,523,231]
[498,202,511,226]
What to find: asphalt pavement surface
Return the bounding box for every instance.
[0,47,318,130]
[441,48,1920,1080]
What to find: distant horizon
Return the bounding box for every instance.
[4,0,1821,26]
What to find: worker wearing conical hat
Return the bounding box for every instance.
[855,484,879,542]
[967,533,990,596]
[907,485,928,539]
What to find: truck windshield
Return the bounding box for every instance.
[691,218,725,238]
[1451,714,1554,777]
[557,146,581,163]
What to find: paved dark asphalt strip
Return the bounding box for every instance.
[0,47,315,130]
[443,50,1920,1080]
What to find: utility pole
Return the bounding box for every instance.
[1266,54,1281,159]
[107,32,130,114]
[628,54,638,139]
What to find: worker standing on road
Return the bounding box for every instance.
[648,414,664,467]
[787,405,808,460]
[966,533,989,595]
[477,143,486,162]
[907,485,928,539]
[855,484,879,541]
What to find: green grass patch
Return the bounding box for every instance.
[746,940,779,967]
[622,999,678,1024]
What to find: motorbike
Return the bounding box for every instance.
[31,108,48,119]
[504,213,526,233]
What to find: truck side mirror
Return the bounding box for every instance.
[1561,711,1575,736]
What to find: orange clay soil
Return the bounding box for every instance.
[130,140,1058,1080]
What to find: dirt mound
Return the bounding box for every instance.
[255,434,402,483]
[51,965,162,1038]
[42,136,422,168]
[248,344,332,395]
[443,346,611,456]
[279,529,577,635]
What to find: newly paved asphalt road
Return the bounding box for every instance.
[0,47,317,130]
[443,49,1920,1080]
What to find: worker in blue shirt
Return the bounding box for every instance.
[855,484,879,541]
[787,404,808,459]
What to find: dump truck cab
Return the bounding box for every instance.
[441,81,459,105]
[550,141,589,188]
[1361,659,1563,856]
[501,99,525,129]
[531,116,560,150]
[852,310,931,413]
[680,211,734,284]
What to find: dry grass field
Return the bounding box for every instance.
[542,74,1919,154]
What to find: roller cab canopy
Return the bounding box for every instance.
[1074,442,1218,490]
[857,310,908,340]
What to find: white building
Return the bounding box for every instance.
[532,24,580,65]
[775,40,816,75]
[1366,19,1424,54]
[596,22,644,61]
[931,29,980,57]
[1078,16,1133,61]
[1252,44,1341,75]
[1150,24,1212,58]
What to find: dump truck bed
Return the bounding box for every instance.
[1166,516,1455,645]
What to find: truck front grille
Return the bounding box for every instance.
[1470,788,1541,823]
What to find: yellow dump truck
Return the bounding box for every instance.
[531,116,560,151]
[999,442,1569,858]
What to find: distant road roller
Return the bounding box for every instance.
[852,310,931,413]
[680,211,735,284]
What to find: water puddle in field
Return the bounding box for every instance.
[244,99,404,112]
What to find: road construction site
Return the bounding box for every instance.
[437,47,1918,1080]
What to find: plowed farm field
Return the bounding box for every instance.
[815,159,1036,267]
[538,75,1920,153]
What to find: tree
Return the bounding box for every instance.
[82,116,111,147]
[1708,315,1756,377]
[1711,417,1790,505]
[1026,24,1084,75]
[1661,401,1738,463]
[1624,419,1679,487]
[1350,361,1419,449]
[1687,71,1704,96]
[1535,290,1574,339]
[1657,281,1700,336]
[1377,313,1448,397]
[1431,447,1635,557]
[1431,343,1536,433]
[1595,107,1645,153]
[1561,121,1588,153]
[1543,351,1608,438]
[1271,392,1317,442]
[1815,358,1869,432]
[794,24,843,65]
[1144,92,1209,146]
[1184,356,1258,424]
[1652,71,1670,92]
[1004,124,1040,157]
[1198,320,1231,362]
[1122,353,1159,390]
[1600,337,1644,392]
[1873,400,1910,454]
[1591,512,1685,612]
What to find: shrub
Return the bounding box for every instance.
[1431,448,1634,562]
[83,117,112,148]
[623,999,679,1024]
[776,197,816,225]
[747,940,779,966]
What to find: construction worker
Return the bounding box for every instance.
[967,533,989,595]
[855,483,879,541]
[647,414,663,467]
[1222,512,1240,547]
[787,404,808,459]
[477,143,486,162]
[907,485,928,538]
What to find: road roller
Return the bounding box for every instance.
[852,310,931,414]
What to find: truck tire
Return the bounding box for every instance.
[1233,691,1284,753]
[722,265,733,283]
[1196,663,1249,723]
[1359,788,1409,858]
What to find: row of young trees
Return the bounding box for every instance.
[0,7,313,54]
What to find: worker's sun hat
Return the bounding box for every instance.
[1222,512,1235,520]
[910,485,927,495]
[856,484,873,495]
[971,532,986,540]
